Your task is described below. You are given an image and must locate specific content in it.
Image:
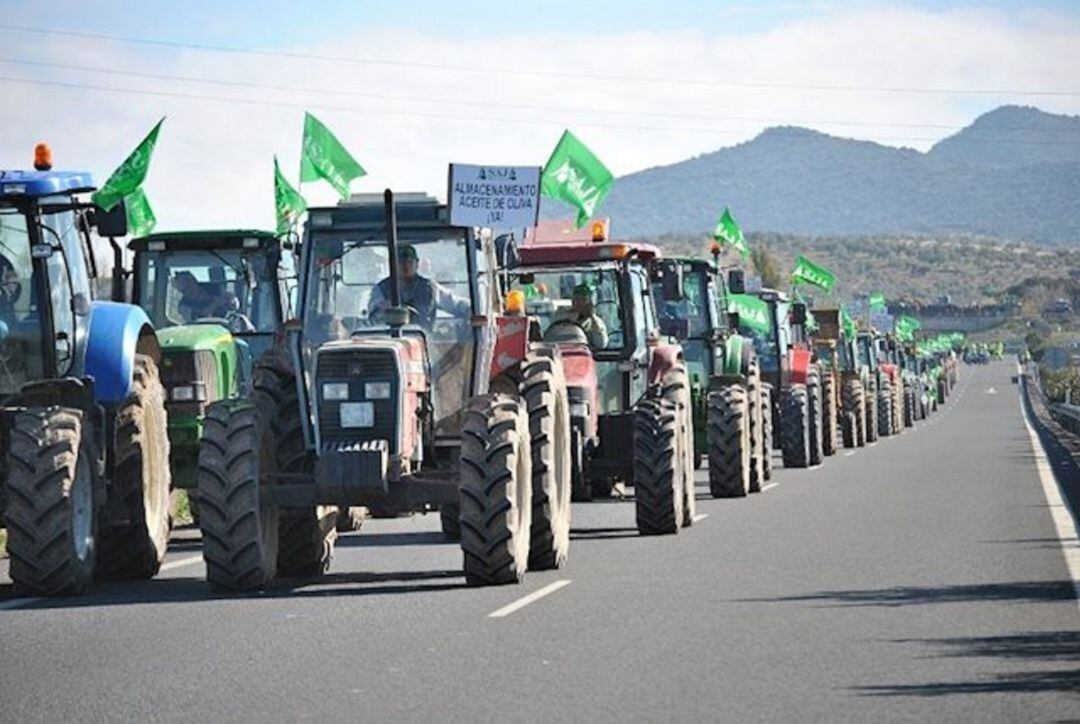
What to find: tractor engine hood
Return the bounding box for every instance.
[313,335,429,478]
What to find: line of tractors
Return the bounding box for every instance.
[0,158,962,596]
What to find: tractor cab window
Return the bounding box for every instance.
[653,270,710,339]
[137,249,277,334]
[508,264,625,354]
[0,211,44,392]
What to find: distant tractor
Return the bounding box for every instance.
[508,218,697,535]
[741,289,823,469]
[0,152,171,595]
[650,256,767,497]
[196,191,574,590]
[855,331,884,443]
[810,308,855,455]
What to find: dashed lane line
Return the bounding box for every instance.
[692,513,709,523]
[488,579,572,618]
[159,554,204,572]
[760,482,779,492]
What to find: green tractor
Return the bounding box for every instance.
[651,256,767,497]
[116,231,365,530]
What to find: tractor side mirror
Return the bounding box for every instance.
[728,311,741,331]
[660,265,684,301]
[494,234,520,269]
[94,201,129,238]
[727,269,745,295]
[792,303,808,326]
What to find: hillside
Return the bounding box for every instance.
[545,106,1080,244]
[640,231,1080,306]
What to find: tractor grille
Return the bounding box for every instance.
[161,349,219,416]
[316,349,399,454]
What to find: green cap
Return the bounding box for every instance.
[572,282,595,300]
[397,244,418,261]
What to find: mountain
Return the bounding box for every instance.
[545,106,1080,244]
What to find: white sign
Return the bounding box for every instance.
[448,164,541,229]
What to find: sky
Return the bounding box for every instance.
[1,1,1078,231]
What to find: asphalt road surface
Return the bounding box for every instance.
[2,361,1078,723]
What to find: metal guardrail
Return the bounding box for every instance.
[1051,402,1080,437]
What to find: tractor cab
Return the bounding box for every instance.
[0,149,172,595]
[121,230,294,500]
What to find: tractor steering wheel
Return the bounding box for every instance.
[543,318,590,345]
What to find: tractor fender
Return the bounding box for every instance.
[85,301,159,405]
[646,342,683,387]
[788,347,813,386]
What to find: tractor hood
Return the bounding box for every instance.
[156,324,234,353]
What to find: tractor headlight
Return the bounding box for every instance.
[322,382,350,401]
[364,382,391,400]
[171,385,195,402]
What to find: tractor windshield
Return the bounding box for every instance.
[0,210,44,393]
[508,264,625,352]
[652,268,712,340]
[136,249,278,334]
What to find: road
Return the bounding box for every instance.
[1,361,1078,723]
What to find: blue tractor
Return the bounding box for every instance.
[0,148,172,595]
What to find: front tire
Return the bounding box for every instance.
[96,354,172,581]
[707,383,750,498]
[520,351,572,570]
[634,397,684,534]
[780,385,811,468]
[198,399,280,591]
[807,370,824,467]
[661,363,696,526]
[821,372,838,456]
[5,407,96,596]
[459,394,532,586]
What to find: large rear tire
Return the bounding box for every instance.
[707,383,750,498]
[634,397,684,534]
[253,365,335,579]
[5,407,96,596]
[821,373,838,456]
[780,385,811,468]
[459,394,532,586]
[198,398,280,591]
[95,354,172,581]
[520,351,572,571]
[661,363,696,526]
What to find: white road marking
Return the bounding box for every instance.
[986,387,997,395]
[691,513,709,523]
[1018,383,1080,610]
[0,596,41,611]
[489,579,571,618]
[843,451,856,457]
[159,554,203,572]
[761,482,779,492]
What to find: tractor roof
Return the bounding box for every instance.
[0,169,94,198]
[129,229,278,251]
[307,192,449,230]
[520,218,658,266]
[753,287,790,303]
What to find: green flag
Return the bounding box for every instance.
[791,255,836,293]
[299,112,366,199]
[728,293,771,333]
[274,156,307,236]
[869,292,886,311]
[124,187,156,238]
[841,306,857,338]
[714,207,749,258]
[540,130,614,228]
[92,118,164,212]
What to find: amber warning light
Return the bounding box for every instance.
[34,143,52,171]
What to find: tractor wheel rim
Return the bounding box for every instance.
[71,455,93,562]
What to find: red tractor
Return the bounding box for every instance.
[196,191,574,589]
[503,219,697,536]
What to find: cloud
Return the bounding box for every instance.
[1,4,1077,232]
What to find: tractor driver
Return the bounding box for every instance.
[367,244,470,327]
[551,282,609,349]
[174,272,236,323]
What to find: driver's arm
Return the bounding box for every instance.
[586,314,609,348]
[432,280,471,317]
[367,282,388,316]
